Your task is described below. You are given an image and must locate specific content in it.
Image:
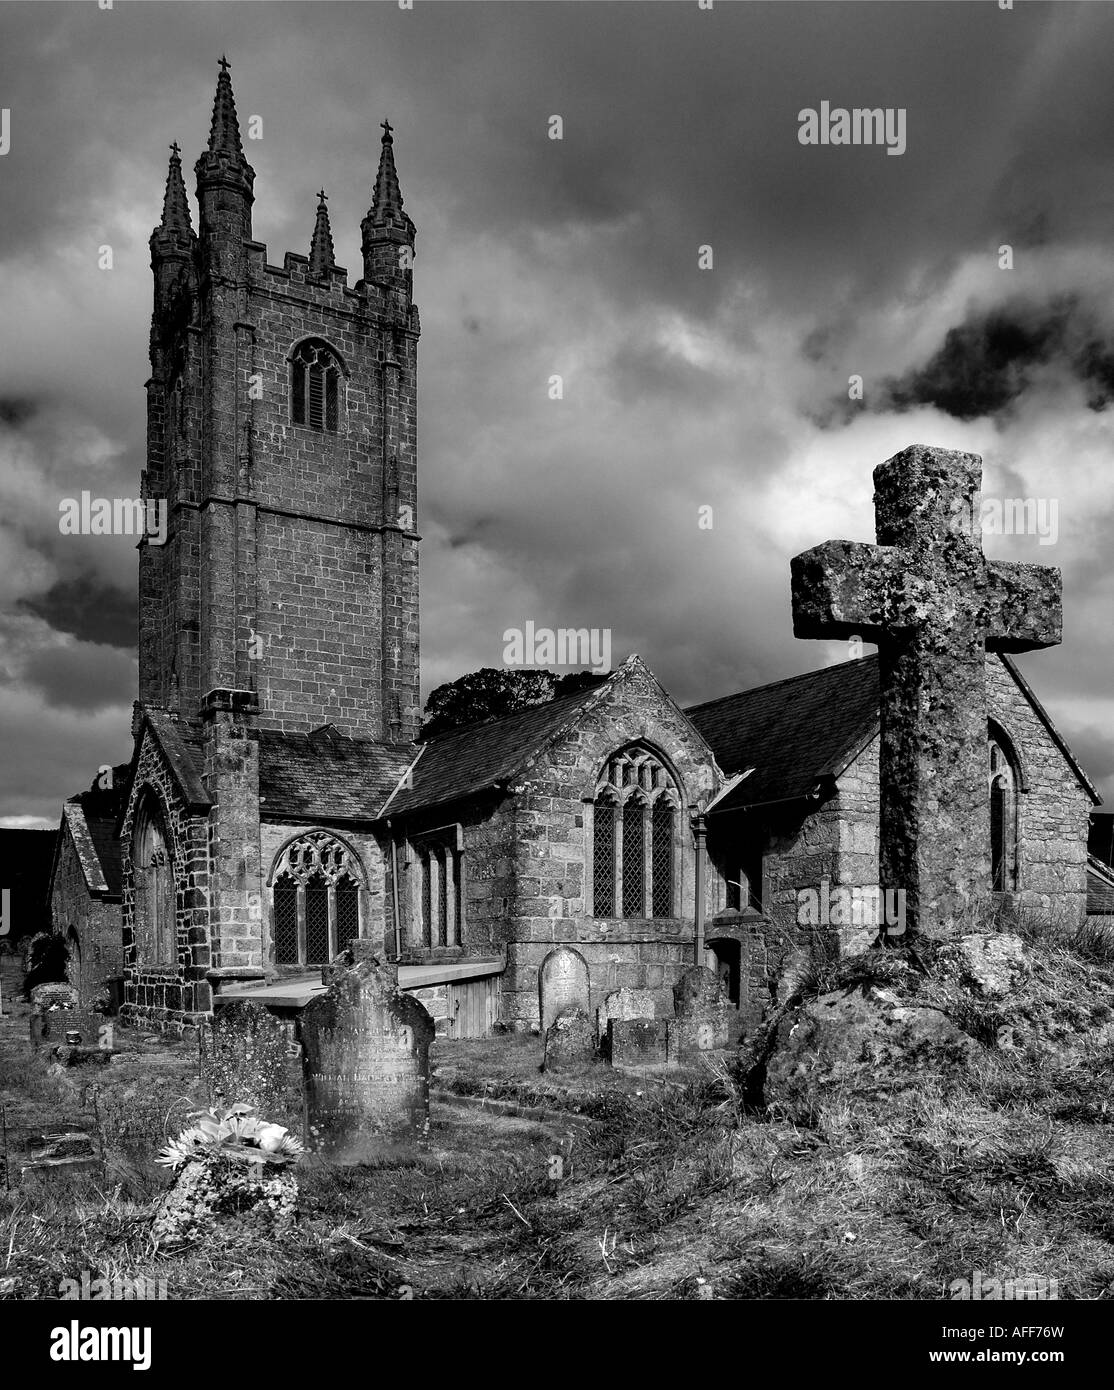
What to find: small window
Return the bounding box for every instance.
[290,339,344,432]
[989,730,1020,892]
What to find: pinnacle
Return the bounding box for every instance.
[154,141,193,243]
[309,189,336,276]
[367,119,414,238]
[207,60,245,161]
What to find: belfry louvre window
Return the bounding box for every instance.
[291,339,342,431]
[591,746,680,919]
[269,831,365,966]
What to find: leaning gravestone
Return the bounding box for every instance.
[671,966,733,1058]
[299,952,434,1162]
[539,946,590,1034]
[543,1008,595,1072]
[202,1000,292,1117]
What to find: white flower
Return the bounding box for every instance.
[256,1123,288,1153]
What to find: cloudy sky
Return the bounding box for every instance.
[2,0,1113,825]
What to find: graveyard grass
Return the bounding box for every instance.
[3,915,1114,1300]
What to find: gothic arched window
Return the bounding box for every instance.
[591,746,680,919]
[290,338,343,432]
[268,831,366,966]
[989,729,1020,893]
[132,791,176,966]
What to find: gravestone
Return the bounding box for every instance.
[29,982,82,1049]
[202,1000,293,1117]
[299,952,434,1162]
[608,1018,672,1069]
[671,965,733,1057]
[791,445,1061,935]
[539,946,590,1033]
[543,1008,595,1072]
[596,986,660,1045]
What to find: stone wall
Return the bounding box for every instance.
[987,656,1092,923]
[493,659,726,1030]
[755,654,1092,962]
[119,726,212,1034]
[50,821,123,1006]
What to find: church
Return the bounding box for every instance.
[48,67,1101,1039]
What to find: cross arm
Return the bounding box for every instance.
[790,540,895,642]
[985,560,1062,653]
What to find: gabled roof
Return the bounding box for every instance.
[258,729,413,823]
[122,708,211,823]
[999,655,1101,804]
[685,651,1101,812]
[686,656,881,810]
[62,763,130,898]
[382,679,607,819]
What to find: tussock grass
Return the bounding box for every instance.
[3,916,1114,1299]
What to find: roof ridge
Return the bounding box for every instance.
[685,653,879,715]
[419,680,603,745]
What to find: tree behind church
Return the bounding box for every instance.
[419,668,607,740]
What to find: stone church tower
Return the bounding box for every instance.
[117,64,421,1029]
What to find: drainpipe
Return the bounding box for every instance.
[691,811,707,967]
[387,819,402,961]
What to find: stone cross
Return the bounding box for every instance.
[790,444,1061,934]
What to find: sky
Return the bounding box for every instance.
[1,0,1113,826]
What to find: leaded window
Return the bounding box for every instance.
[291,339,342,432]
[592,794,618,917]
[269,831,366,966]
[591,746,680,918]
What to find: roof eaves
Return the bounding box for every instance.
[62,801,111,896]
[999,654,1101,804]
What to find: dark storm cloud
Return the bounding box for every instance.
[879,298,1114,420]
[1,1,1113,811]
[19,643,135,714]
[18,576,136,650]
[0,398,36,427]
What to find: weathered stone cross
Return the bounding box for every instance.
[791,444,1062,935]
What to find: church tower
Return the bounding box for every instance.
[140,60,422,744]
[121,63,422,1030]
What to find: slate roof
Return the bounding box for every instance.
[382,681,607,819]
[66,764,131,897]
[686,651,1101,813]
[142,709,211,810]
[686,656,881,810]
[258,728,413,823]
